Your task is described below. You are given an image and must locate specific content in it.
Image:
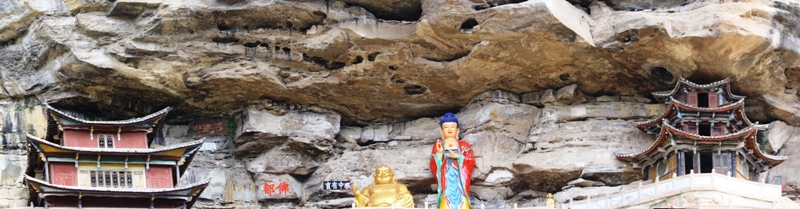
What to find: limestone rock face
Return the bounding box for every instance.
[0,0,797,126]
[768,121,800,202]
[0,99,48,208]
[235,107,341,157]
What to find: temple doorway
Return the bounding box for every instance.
[683,152,694,174]
[700,152,713,173]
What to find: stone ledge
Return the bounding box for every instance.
[108,0,162,16]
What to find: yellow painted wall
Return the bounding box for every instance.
[735,156,749,180]
[77,163,147,188]
[659,156,678,180]
[649,155,679,181]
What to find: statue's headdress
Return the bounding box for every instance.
[439,112,459,126]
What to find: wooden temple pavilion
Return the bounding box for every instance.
[24,104,208,208]
[616,77,787,181]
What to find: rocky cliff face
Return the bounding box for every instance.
[1,0,800,208]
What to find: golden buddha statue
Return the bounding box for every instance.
[546,193,555,208]
[352,165,414,208]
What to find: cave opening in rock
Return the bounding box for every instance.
[212,37,239,44]
[403,85,427,95]
[367,52,380,61]
[312,11,328,20]
[559,73,570,81]
[460,18,479,33]
[650,66,674,81]
[473,4,492,10]
[343,1,422,21]
[243,42,260,48]
[353,56,364,64]
[327,62,346,70]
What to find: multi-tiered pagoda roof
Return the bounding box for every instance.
[616,78,786,180]
[24,104,208,208]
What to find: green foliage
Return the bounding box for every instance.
[227,118,237,138]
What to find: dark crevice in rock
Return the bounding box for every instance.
[367,52,380,61]
[559,73,570,81]
[460,18,479,33]
[243,41,260,47]
[616,29,639,43]
[649,66,674,82]
[342,0,422,21]
[471,0,528,11]
[327,62,346,69]
[352,56,363,64]
[0,28,26,48]
[209,7,327,33]
[473,4,492,11]
[600,0,696,11]
[423,51,469,62]
[390,74,406,84]
[403,85,427,95]
[785,67,800,94]
[355,139,392,147]
[388,65,396,71]
[259,42,270,48]
[312,11,328,20]
[212,37,239,44]
[302,53,347,70]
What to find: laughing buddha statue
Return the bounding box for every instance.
[352,165,414,208]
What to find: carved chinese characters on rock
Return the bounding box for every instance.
[190,119,229,137]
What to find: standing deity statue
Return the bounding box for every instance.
[352,165,414,208]
[430,112,476,209]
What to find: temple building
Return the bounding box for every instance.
[616,78,787,181]
[24,104,208,208]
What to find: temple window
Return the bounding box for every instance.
[90,170,133,188]
[698,93,709,107]
[713,152,732,175]
[713,126,724,136]
[699,124,711,136]
[686,124,698,134]
[657,161,668,177]
[98,134,114,148]
[713,153,731,167]
[741,162,750,179]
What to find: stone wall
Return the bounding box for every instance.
[0,98,48,207]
